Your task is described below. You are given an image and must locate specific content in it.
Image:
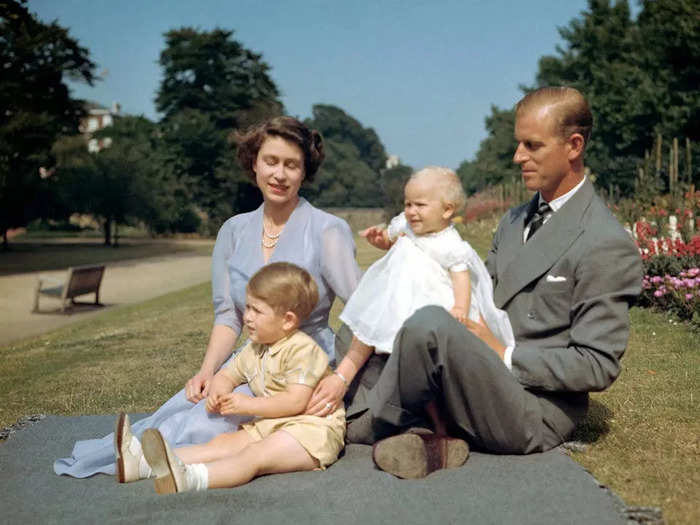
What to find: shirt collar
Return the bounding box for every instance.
[540,176,586,212]
[252,331,297,356]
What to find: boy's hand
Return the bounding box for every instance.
[450,306,468,325]
[359,225,392,250]
[205,393,221,413]
[218,392,253,416]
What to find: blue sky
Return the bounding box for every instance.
[29,0,599,169]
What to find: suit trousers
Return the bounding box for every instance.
[346,306,586,453]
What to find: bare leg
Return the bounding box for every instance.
[206,430,319,489]
[175,430,254,464]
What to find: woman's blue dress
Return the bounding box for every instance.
[54,198,361,477]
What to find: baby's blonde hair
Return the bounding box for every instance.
[246,262,319,322]
[409,166,466,214]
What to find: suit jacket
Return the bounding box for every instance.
[485,178,642,394]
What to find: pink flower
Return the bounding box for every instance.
[654,289,665,297]
[685,293,694,300]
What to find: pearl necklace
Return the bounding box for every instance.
[262,224,283,248]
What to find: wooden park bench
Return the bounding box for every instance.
[33,264,106,313]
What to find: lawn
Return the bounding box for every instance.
[0,225,697,524]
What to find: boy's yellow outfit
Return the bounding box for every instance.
[221,330,345,468]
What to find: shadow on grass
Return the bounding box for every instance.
[32,302,110,316]
[570,399,612,444]
[0,239,212,276]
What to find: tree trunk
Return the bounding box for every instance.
[103,217,112,246]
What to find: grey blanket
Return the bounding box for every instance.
[0,415,630,524]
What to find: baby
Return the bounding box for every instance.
[114,262,345,493]
[341,165,513,354]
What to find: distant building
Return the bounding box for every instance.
[386,154,400,169]
[79,101,121,152]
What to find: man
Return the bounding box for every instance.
[342,86,642,478]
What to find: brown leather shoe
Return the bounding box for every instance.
[372,432,469,479]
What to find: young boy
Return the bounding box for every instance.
[117,262,345,493]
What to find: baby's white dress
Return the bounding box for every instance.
[340,213,514,354]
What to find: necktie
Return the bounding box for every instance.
[526,201,551,241]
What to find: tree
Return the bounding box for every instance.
[303,104,388,207]
[307,104,387,172]
[459,0,700,199]
[155,28,283,228]
[380,163,413,220]
[0,0,96,248]
[532,0,699,194]
[456,106,518,195]
[53,116,177,245]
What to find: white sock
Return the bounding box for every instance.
[185,463,209,491]
[128,436,153,479]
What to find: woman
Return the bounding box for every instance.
[55,116,362,479]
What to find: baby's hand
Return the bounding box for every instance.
[450,306,468,325]
[359,225,392,250]
[218,392,253,416]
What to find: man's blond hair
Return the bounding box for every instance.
[409,166,466,213]
[516,86,593,146]
[246,262,319,322]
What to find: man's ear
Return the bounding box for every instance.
[282,311,299,331]
[442,202,456,221]
[567,133,585,161]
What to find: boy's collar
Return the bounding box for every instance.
[252,330,298,356]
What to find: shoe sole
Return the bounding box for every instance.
[114,413,126,483]
[141,429,178,494]
[372,433,469,479]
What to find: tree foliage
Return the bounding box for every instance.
[457,106,518,195]
[460,0,699,199]
[0,0,95,247]
[303,104,388,207]
[155,28,283,229]
[53,116,177,245]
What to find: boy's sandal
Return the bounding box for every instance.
[114,413,141,483]
[141,428,187,494]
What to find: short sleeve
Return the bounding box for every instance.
[211,220,243,334]
[438,234,471,272]
[320,219,361,303]
[220,342,253,384]
[387,213,409,241]
[283,339,330,388]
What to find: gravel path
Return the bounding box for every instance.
[0,251,212,346]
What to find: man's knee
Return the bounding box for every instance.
[400,305,453,345]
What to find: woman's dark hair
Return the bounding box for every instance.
[235,116,325,183]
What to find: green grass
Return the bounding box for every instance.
[0,224,698,523]
[0,238,214,276]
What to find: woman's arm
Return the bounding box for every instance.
[185,324,239,402]
[186,219,242,402]
[305,336,373,416]
[449,269,471,324]
[218,384,313,418]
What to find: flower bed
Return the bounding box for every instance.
[631,216,700,328]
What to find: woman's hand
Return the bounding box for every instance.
[360,225,393,250]
[185,371,213,403]
[305,374,346,416]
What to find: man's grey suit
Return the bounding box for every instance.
[342,178,643,453]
